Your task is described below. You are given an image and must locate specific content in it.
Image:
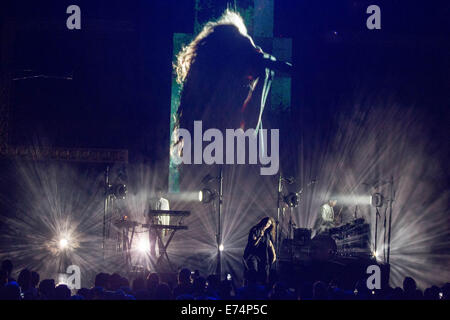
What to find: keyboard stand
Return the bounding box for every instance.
[155,228,178,272]
[116,224,136,271]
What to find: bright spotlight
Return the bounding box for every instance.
[371,193,384,207]
[199,188,216,204]
[219,244,224,251]
[137,238,149,253]
[59,238,69,249]
[372,250,380,261]
[57,273,68,286]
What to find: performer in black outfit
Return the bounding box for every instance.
[243,217,277,284]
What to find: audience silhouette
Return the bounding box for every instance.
[0,259,448,300]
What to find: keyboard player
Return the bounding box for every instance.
[147,188,170,258]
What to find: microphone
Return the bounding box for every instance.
[260,53,293,74]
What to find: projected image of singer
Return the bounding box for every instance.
[173,9,292,138]
[243,217,277,284]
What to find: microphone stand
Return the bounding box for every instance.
[387,176,394,265]
[275,173,283,270]
[103,165,110,260]
[214,166,223,279]
[288,207,296,239]
[374,206,380,258]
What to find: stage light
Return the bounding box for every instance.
[106,183,127,199]
[283,192,299,207]
[371,193,384,207]
[199,188,216,204]
[219,244,224,251]
[57,273,68,286]
[137,238,149,253]
[59,238,69,249]
[113,184,127,199]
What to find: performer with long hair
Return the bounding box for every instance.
[243,216,277,284]
[173,10,268,136]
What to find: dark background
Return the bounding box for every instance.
[1,0,448,166]
[0,0,449,287]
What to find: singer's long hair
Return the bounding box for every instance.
[254,216,276,241]
[174,10,264,132]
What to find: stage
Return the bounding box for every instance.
[0,0,449,301]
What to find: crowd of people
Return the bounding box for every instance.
[1,259,448,300]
